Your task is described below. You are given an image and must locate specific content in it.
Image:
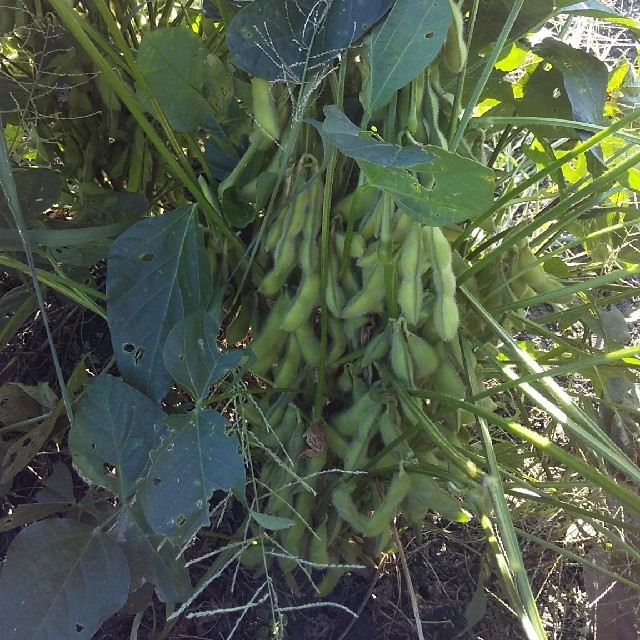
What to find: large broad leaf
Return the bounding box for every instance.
[68,375,166,500]
[163,310,243,403]
[517,63,575,139]
[139,408,246,544]
[534,38,608,128]
[137,27,217,132]
[360,148,495,225]
[226,0,395,82]
[364,0,451,112]
[309,105,435,168]
[0,520,129,640]
[107,205,212,402]
[311,107,493,224]
[470,0,556,52]
[120,506,192,603]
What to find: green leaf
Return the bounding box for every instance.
[137,27,217,132]
[250,510,295,531]
[534,38,608,128]
[309,105,435,168]
[0,520,129,640]
[559,2,640,38]
[0,168,61,227]
[517,63,575,139]
[107,205,213,402]
[163,310,243,402]
[364,0,451,112]
[226,0,395,82]
[360,148,495,225]
[69,375,166,500]
[74,182,149,225]
[139,408,246,543]
[119,506,192,603]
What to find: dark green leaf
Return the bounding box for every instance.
[0,520,129,640]
[470,0,555,52]
[517,64,575,139]
[139,408,245,543]
[534,38,608,127]
[120,506,192,603]
[74,182,149,225]
[0,503,74,533]
[364,0,451,112]
[227,0,395,82]
[107,205,213,401]
[360,147,495,225]
[36,461,76,504]
[0,168,61,227]
[310,105,435,168]
[137,27,218,132]
[69,375,166,500]
[163,310,243,402]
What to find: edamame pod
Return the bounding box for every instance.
[280,272,321,332]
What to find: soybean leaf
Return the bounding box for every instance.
[0,520,129,640]
[68,375,166,500]
[517,64,575,139]
[309,105,435,168]
[0,502,74,533]
[163,310,243,402]
[119,506,192,603]
[250,510,295,531]
[139,408,246,544]
[559,2,640,38]
[0,168,61,227]
[364,0,451,112]
[534,38,608,128]
[137,27,217,132]
[360,148,494,225]
[227,0,395,82]
[107,205,212,402]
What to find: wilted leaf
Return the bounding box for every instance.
[69,375,166,500]
[0,520,129,640]
[139,408,245,543]
[107,205,213,401]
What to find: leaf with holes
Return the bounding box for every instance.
[119,505,192,603]
[227,0,395,82]
[308,105,435,168]
[360,146,495,225]
[363,0,451,112]
[534,38,608,128]
[107,205,212,402]
[138,408,245,544]
[0,519,129,640]
[68,375,166,500]
[163,310,244,402]
[137,27,217,132]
